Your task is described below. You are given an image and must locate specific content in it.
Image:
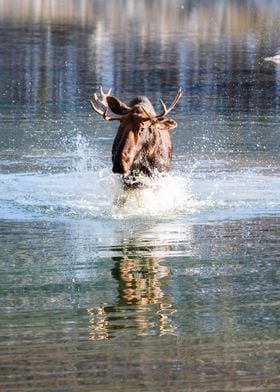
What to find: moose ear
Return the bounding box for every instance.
[107,96,131,115]
[157,118,177,131]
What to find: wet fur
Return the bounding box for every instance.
[108,95,176,187]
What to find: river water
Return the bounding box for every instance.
[0,1,279,391]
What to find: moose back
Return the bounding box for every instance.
[90,87,183,187]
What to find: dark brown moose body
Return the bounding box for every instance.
[90,87,183,187]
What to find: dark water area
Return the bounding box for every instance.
[0,1,280,391]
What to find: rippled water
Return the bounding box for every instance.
[1,1,280,391]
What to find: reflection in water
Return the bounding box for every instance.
[1,0,280,114]
[86,230,177,339]
[1,1,280,390]
[1,218,279,390]
[112,256,169,306]
[111,253,175,337]
[87,305,108,341]
[84,215,279,341]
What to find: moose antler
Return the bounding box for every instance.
[155,88,183,119]
[90,86,122,121]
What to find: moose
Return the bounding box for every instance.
[90,87,183,186]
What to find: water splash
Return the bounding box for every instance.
[0,134,195,220]
[111,174,193,219]
[1,134,279,222]
[61,134,195,219]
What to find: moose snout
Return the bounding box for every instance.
[112,151,131,174]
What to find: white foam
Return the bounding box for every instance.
[1,134,279,222]
[111,174,194,219]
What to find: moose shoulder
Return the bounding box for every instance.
[90,87,183,186]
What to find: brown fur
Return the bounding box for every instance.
[110,102,176,183]
[90,88,182,187]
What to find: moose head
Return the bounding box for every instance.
[90,87,183,185]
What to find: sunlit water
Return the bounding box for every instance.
[1,1,280,391]
[1,130,279,222]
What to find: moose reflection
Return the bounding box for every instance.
[87,246,176,340]
[90,87,183,186]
